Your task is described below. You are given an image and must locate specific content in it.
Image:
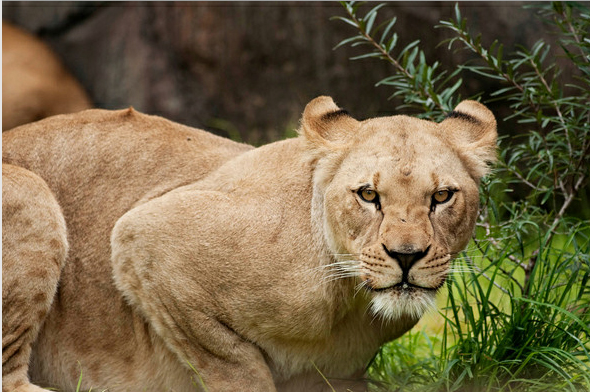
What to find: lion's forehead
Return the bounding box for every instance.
[344,145,465,187]
[351,120,459,160]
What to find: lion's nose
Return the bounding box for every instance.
[382,244,429,274]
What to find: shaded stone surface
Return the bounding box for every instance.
[3,1,546,144]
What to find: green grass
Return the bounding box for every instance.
[365,227,590,392]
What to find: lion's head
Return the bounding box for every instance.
[302,97,497,321]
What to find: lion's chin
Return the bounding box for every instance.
[370,286,437,321]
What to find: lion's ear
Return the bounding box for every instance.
[440,100,498,179]
[299,96,359,149]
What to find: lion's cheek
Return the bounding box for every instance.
[434,191,479,254]
[325,195,377,252]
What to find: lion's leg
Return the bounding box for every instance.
[2,164,68,392]
[111,190,278,391]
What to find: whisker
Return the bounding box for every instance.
[309,273,361,291]
[312,259,361,272]
[331,253,361,257]
[448,266,478,274]
[309,265,362,287]
[453,254,487,261]
[320,263,360,271]
[306,258,364,291]
[321,269,361,281]
[321,271,360,281]
[354,280,368,297]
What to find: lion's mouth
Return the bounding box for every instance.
[369,280,443,293]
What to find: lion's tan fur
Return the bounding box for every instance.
[2,22,92,131]
[2,165,68,392]
[2,97,496,391]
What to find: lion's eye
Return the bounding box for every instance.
[358,188,379,204]
[432,190,453,204]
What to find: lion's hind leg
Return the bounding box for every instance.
[2,164,68,392]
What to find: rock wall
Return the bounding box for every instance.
[3,1,545,143]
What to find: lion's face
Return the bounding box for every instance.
[302,97,497,321]
[322,118,481,320]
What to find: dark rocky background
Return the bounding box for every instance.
[3,1,548,144]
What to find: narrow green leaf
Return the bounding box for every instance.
[350,52,383,61]
[379,17,397,45]
[333,34,366,50]
[364,9,378,35]
[331,15,359,29]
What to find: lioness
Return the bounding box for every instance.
[2,96,497,392]
[2,21,92,131]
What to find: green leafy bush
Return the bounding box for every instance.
[334,2,590,391]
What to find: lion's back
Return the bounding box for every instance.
[4,107,250,206]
